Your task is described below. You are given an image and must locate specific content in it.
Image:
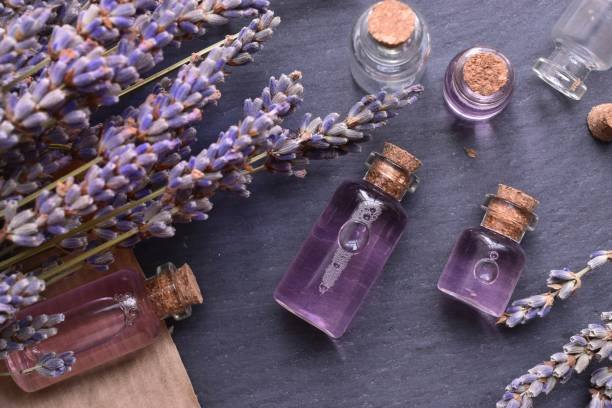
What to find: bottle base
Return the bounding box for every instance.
[437,284,503,318]
[533,57,587,101]
[274,295,343,339]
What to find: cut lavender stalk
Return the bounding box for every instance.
[0,313,64,359]
[497,311,612,408]
[0,13,280,251]
[498,250,612,328]
[264,85,424,176]
[589,367,612,408]
[27,351,76,377]
[0,271,45,325]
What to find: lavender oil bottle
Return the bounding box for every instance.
[6,263,202,392]
[437,185,539,317]
[274,143,421,338]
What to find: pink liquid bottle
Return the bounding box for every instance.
[437,184,539,317]
[274,143,422,338]
[5,262,203,392]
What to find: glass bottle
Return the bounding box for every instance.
[437,184,539,317]
[350,0,431,94]
[443,46,515,121]
[274,143,421,338]
[533,0,612,100]
[5,263,203,392]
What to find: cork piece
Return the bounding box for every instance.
[496,184,539,211]
[367,0,416,47]
[587,103,612,142]
[365,143,420,201]
[482,184,538,242]
[463,52,509,96]
[145,263,203,319]
[382,142,422,173]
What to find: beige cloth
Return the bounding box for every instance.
[0,249,200,408]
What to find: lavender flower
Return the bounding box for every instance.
[265,85,424,176]
[498,250,612,328]
[589,367,612,408]
[0,313,64,359]
[497,311,612,408]
[0,7,53,87]
[30,351,76,377]
[0,271,45,325]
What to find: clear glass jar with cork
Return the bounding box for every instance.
[274,142,421,338]
[437,185,539,317]
[5,263,203,392]
[350,0,431,94]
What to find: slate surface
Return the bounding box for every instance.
[126,0,612,406]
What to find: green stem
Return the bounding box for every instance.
[0,188,164,270]
[118,37,231,98]
[39,229,139,282]
[0,157,103,219]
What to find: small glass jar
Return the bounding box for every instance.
[443,46,515,122]
[350,0,431,94]
[533,0,612,100]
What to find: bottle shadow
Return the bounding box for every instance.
[275,309,349,361]
[438,295,503,336]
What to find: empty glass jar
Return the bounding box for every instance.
[533,0,612,100]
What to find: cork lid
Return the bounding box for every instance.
[382,142,422,173]
[587,103,612,142]
[365,142,421,201]
[481,184,539,242]
[145,263,203,320]
[367,0,416,47]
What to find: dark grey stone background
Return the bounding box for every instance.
[123,0,612,406]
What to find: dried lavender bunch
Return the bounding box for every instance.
[589,367,612,408]
[0,313,64,358]
[498,250,612,328]
[89,71,304,256]
[497,311,612,408]
[0,9,277,208]
[0,12,280,249]
[83,79,422,266]
[0,271,45,325]
[264,85,424,175]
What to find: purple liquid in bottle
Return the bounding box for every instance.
[274,144,421,338]
[437,184,539,318]
[437,227,525,317]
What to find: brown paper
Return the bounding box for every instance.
[0,249,200,408]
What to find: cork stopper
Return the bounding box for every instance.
[463,52,509,96]
[364,142,421,201]
[481,184,539,242]
[145,263,203,320]
[587,103,612,142]
[367,0,416,47]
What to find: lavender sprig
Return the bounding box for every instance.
[0,313,64,359]
[264,85,424,175]
[0,271,45,325]
[27,351,76,377]
[498,250,612,328]
[497,311,612,408]
[589,367,612,408]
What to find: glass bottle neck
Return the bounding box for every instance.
[363,154,417,201]
[533,45,594,100]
